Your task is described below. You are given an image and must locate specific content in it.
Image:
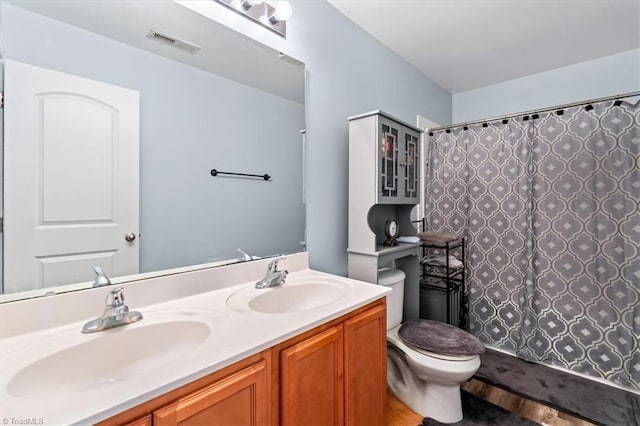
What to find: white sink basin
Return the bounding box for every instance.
[3,309,229,399]
[226,276,354,314]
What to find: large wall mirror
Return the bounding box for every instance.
[0,0,306,302]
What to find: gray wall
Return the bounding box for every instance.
[245,2,453,275]
[452,49,640,122]
[1,3,305,274]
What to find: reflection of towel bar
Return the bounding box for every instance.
[210,169,271,181]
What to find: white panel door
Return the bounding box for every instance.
[4,60,140,293]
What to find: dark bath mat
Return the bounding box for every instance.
[475,349,640,426]
[421,390,540,425]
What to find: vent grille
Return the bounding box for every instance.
[147,29,201,54]
[277,52,303,66]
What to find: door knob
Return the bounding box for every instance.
[125,233,137,242]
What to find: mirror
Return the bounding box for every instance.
[0,0,306,302]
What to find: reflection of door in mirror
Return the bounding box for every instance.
[3,60,140,294]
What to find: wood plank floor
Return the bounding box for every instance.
[386,380,596,426]
[387,392,423,425]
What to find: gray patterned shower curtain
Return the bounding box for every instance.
[425,98,639,389]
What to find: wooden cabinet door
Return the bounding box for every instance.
[154,360,269,426]
[280,326,344,426]
[344,305,387,426]
[122,415,152,426]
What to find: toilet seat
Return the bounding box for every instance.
[411,345,477,361]
[398,319,485,357]
[387,326,478,364]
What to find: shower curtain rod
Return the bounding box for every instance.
[429,90,640,133]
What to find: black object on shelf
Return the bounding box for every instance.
[416,231,468,330]
[210,169,271,181]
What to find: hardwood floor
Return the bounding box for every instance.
[462,379,595,426]
[386,380,596,426]
[386,393,423,426]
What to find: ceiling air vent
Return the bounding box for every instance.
[277,52,303,66]
[147,29,201,54]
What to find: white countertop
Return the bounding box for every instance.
[0,256,389,426]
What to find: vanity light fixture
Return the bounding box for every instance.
[231,0,264,11]
[215,0,291,38]
[269,1,292,24]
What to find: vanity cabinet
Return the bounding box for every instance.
[154,360,269,426]
[99,300,386,426]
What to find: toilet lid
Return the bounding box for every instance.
[398,319,485,356]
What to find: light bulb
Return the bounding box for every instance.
[273,1,292,21]
[235,0,254,10]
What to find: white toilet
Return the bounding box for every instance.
[379,269,484,424]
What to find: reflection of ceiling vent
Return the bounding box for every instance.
[147,29,201,54]
[277,52,303,66]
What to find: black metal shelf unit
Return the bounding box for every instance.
[419,237,467,329]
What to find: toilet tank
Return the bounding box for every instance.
[378,268,406,330]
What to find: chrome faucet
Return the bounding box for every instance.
[255,257,288,289]
[93,266,111,287]
[81,287,143,333]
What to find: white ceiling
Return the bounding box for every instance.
[328,0,640,94]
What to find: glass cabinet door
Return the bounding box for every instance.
[404,131,419,200]
[379,120,400,199]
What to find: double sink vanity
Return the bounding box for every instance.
[0,253,390,425]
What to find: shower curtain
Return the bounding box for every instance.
[425,98,639,389]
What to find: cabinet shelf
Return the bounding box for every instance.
[421,268,464,281]
[420,279,463,293]
[419,238,464,250]
[348,243,418,257]
[374,243,419,256]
